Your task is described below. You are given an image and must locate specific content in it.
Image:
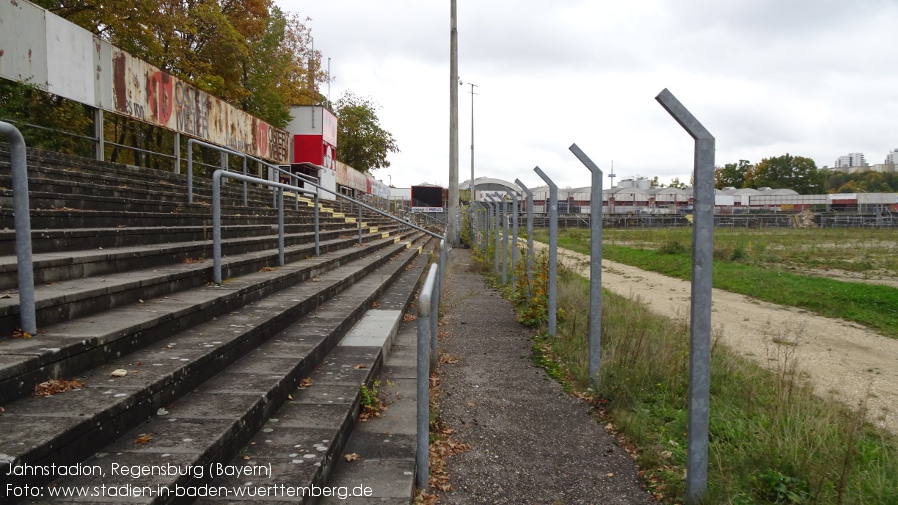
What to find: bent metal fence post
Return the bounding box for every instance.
[515,179,535,304]
[500,193,509,284]
[503,188,519,288]
[486,194,501,274]
[0,122,36,335]
[569,143,603,382]
[656,88,715,505]
[533,166,558,336]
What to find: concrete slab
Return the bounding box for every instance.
[339,310,401,353]
[318,459,415,502]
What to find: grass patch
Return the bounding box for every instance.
[472,231,898,504]
[534,228,898,338]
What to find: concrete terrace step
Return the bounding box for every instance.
[1,234,431,503]
[0,230,422,403]
[0,219,359,256]
[0,205,389,231]
[0,223,397,289]
[317,323,419,504]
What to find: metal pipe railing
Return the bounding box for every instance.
[415,263,438,490]
[415,235,449,490]
[0,121,36,335]
[282,168,445,240]
[211,170,316,284]
[187,138,249,206]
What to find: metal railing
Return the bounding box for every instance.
[0,121,36,335]
[211,170,319,284]
[416,238,448,491]
[282,168,446,241]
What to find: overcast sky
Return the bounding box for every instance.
[275,0,898,190]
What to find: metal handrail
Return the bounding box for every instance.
[415,236,449,491]
[187,138,251,206]
[0,121,36,335]
[211,170,318,284]
[278,167,446,240]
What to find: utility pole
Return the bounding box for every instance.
[448,0,460,245]
[469,83,478,204]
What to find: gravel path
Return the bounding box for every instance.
[434,249,655,505]
[533,242,898,435]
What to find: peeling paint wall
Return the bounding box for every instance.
[0,0,288,163]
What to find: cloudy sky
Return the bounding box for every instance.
[275,0,898,190]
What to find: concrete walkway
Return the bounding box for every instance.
[431,249,654,504]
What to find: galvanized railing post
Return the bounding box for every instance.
[314,193,321,256]
[358,205,363,244]
[534,167,558,336]
[432,240,445,369]
[656,88,715,505]
[569,144,604,382]
[416,264,438,490]
[515,179,535,304]
[0,122,36,335]
[242,156,248,207]
[277,187,285,266]
[212,170,223,283]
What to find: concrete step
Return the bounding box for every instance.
[0,223,398,289]
[0,204,392,232]
[317,323,419,504]
[0,231,422,401]
[0,219,356,256]
[0,235,431,502]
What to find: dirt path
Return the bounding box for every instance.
[530,242,898,435]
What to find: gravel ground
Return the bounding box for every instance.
[432,249,655,505]
[532,242,898,435]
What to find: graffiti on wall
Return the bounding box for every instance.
[111,50,288,163]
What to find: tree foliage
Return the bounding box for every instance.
[824,170,898,193]
[745,154,824,194]
[335,92,399,173]
[29,0,327,128]
[715,160,751,189]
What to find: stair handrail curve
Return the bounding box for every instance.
[211,170,319,284]
[415,236,449,491]
[0,121,36,335]
[187,138,255,206]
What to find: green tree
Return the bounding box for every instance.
[668,177,688,189]
[745,154,823,194]
[715,159,751,189]
[335,92,399,173]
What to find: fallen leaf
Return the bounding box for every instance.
[157,408,169,416]
[371,301,380,308]
[606,473,614,477]
[242,454,250,460]
[135,434,152,444]
[0,294,11,299]
[34,379,83,397]
[138,299,144,304]
[344,453,360,462]
[259,266,275,272]
[352,364,366,370]
[299,378,313,388]
[403,314,416,322]
[11,328,32,339]
[110,369,128,378]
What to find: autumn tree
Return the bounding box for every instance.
[335,92,399,173]
[744,154,824,194]
[715,160,751,189]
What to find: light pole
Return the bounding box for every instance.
[468,82,478,203]
[448,0,460,245]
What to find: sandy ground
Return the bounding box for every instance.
[530,242,898,435]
